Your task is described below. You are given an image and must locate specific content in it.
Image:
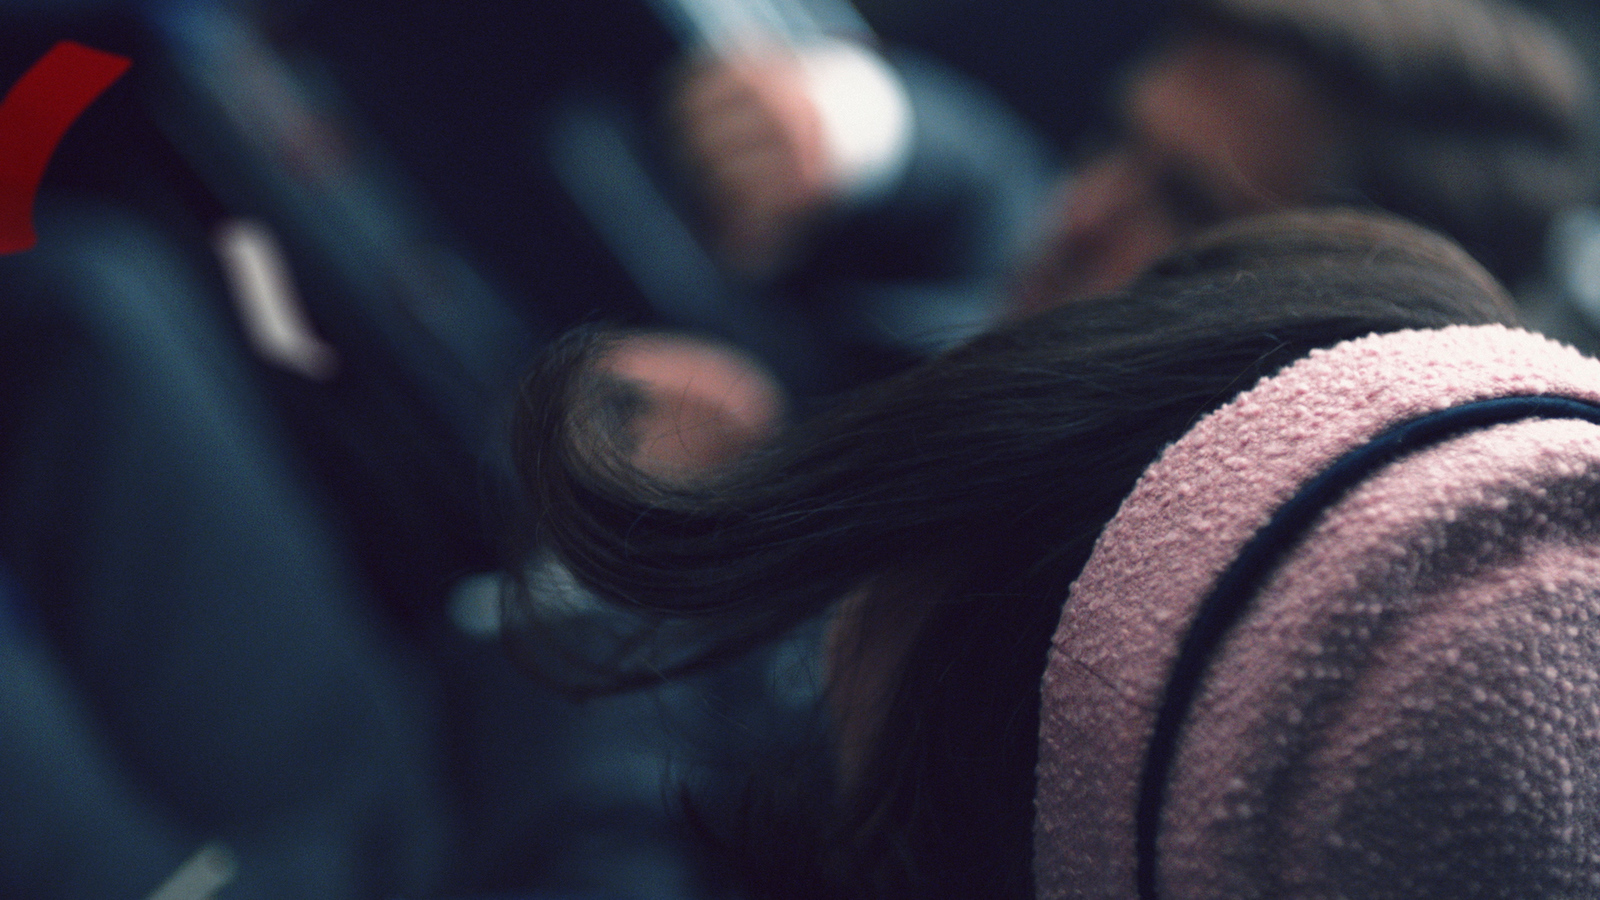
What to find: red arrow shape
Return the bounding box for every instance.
[0,41,131,254]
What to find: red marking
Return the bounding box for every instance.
[0,41,131,254]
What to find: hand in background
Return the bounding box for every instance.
[672,46,840,280]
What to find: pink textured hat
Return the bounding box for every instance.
[1036,325,1600,898]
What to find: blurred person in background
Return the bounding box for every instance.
[0,3,777,898]
[673,0,1598,336]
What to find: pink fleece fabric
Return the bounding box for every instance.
[1035,325,1600,898]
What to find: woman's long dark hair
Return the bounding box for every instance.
[506,210,1518,899]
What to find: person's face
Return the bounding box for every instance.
[1015,32,1341,313]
